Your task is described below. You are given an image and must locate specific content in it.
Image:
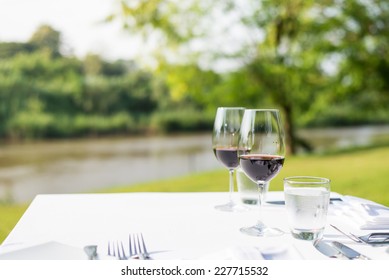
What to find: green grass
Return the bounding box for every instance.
[102,145,389,206]
[1,145,389,243]
[0,203,29,244]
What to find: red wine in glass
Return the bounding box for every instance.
[238,109,286,236]
[212,107,246,212]
[213,147,245,169]
[239,154,284,182]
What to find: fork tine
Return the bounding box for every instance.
[115,241,121,259]
[108,241,114,258]
[135,234,141,254]
[108,241,117,258]
[129,234,133,257]
[139,233,149,255]
[136,233,150,259]
[129,234,138,257]
[108,241,112,256]
[120,241,127,259]
[133,234,139,256]
[134,233,144,259]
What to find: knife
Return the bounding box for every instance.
[267,197,343,205]
[332,241,371,260]
[314,240,345,259]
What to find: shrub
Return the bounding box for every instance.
[150,109,213,133]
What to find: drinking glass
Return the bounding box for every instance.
[238,109,286,236]
[212,107,246,212]
[284,176,331,241]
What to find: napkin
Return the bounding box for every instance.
[199,245,302,260]
[0,241,87,260]
[334,196,389,230]
[259,245,303,260]
[199,246,264,260]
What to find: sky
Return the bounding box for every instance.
[0,0,142,61]
[0,0,255,71]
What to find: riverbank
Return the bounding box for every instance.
[2,125,389,204]
[0,133,218,203]
[101,144,389,206]
[1,144,389,243]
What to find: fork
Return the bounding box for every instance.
[130,233,151,260]
[108,233,151,260]
[108,240,129,260]
[330,224,389,244]
[349,232,389,244]
[330,224,362,243]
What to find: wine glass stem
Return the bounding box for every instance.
[229,169,234,203]
[256,183,265,226]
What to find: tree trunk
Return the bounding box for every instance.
[282,104,296,155]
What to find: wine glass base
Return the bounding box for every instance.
[214,201,249,212]
[240,225,284,237]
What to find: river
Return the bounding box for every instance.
[1,125,389,203]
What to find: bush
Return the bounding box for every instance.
[6,111,54,139]
[5,112,137,139]
[72,113,137,136]
[150,109,213,133]
[301,105,389,128]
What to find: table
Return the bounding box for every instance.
[0,192,388,260]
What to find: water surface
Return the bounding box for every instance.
[1,125,388,203]
[0,134,218,203]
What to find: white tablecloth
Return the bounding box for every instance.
[0,192,388,260]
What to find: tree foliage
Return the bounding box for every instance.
[1,1,389,149]
[28,24,62,57]
[0,25,210,139]
[111,0,389,154]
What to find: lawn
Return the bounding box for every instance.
[103,145,389,206]
[1,144,389,243]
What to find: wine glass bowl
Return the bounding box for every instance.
[238,109,286,236]
[212,107,246,212]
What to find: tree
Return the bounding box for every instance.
[325,0,389,122]
[110,0,389,154]
[0,42,36,58]
[83,53,104,76]
[29,24,62,57]
[0,25,62,59]
[0,25,172,139]
[110,0,325,153]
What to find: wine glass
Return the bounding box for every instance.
[212,107,246,212]
[238,109,286,236]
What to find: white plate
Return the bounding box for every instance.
[0,241,86,260]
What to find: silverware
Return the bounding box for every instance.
[84,245,98,260]
[108,241,128,260]
[108,233,151,260]
[313,240,346,259]
[130,233,151,260]
[330,224,389,245]
[267,197,343,205]
[350,232,389,244]
[332,241,370,260]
